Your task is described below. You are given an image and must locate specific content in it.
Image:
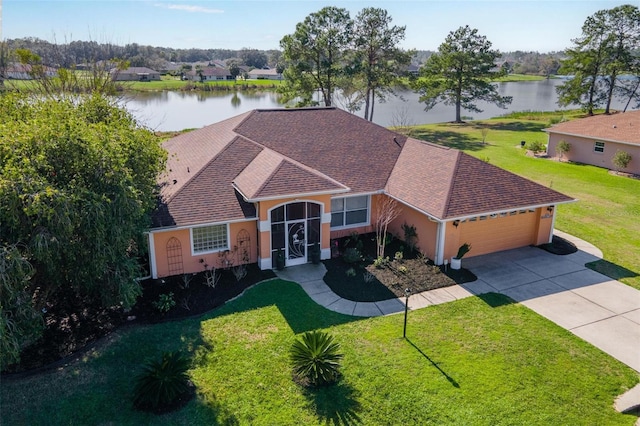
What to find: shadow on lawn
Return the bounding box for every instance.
[586,259,639,281]
[411,128,485,152]
[304,382,362,426]
[405,338,460,388]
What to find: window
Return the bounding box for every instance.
[331,195,369,229]
[192,224,228,254]
[594,141,605,153]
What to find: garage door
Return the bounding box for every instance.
[458,210,538,257]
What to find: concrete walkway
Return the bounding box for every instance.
[275,231,640,414]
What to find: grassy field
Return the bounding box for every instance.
[2,279,637,425]
[126,77,283,92]
[404,111,640,289]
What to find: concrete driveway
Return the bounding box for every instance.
[461,231,640,374]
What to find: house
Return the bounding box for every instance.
[111,67,161,82]
[247,68,283,80]
[6,63,57,80]
[148,107,573,278]
[185,67,233,82]
[545,110,640,175]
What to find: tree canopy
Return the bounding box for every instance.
[279,6,352,107]
[413,25,512,123]
[0,93,166,368]
[557,4,640,114]
[351,8,413,121]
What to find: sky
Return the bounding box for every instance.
[1,0,634,53]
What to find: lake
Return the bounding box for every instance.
[122,79,629,131]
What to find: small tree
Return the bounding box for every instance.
[612,150,632,172]
[480,126,490,145]
[556,140,571,160]
[375,197,400,259]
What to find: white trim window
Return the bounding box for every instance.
[191,224,229,254]
[331,195,370,229]
[594,141,605,153]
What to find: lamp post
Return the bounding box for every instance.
[403,288,411,339]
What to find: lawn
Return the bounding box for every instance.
[127,77,283,92]
[2,279,637,425]
[405,111,640,290]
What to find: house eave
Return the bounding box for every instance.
[443,198,577,222]
[232,183,350,203]
[544,129,640,147]
[149,216,258,233]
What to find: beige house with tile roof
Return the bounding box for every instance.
[545,110,640,174]
[149,107,573,278]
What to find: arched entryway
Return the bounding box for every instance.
[270,201,321,268]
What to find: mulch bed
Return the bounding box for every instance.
[323,233,476,302]
[4,265,275,374]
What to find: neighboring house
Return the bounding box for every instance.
[111,67,161,81]
[545,110,640,175]
[185,67,233,81]
[149,107,573,278]
[6,63,57,79]
[247,68,283,80]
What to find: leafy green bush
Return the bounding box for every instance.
[132,351,191,411]
[394,251,404,261]
[612,150,632,171]
[153,293,175,313]
[290,330,343,387]
[342,247,361,264]
[345,267,356,277]
[526,140,546,153]
[373,256,390,269]
[556,140,571,159]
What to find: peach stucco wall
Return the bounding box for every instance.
[547,133,639,175]
[151,221,258,278]
[388,202,439,260]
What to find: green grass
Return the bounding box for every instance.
[493,73,547,82]
[2,279,637,425]
[127,78,283,92]
[407,113,640,290]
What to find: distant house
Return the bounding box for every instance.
[185,67,234,82]
[247,68,282,80]
[545,110,640,175]
[404,64,420,77]
[6,63,57,80]
[111,67,161,82]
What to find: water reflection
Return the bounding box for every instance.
[123,80,631,131]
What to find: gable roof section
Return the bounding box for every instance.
[154,136,261,227]
[387,138,573,220]
[545,110,640,145]
[234,108,406,193]
[233,148,348,201]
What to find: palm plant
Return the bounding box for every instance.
[132,351,191,411]
[290,330,343,387]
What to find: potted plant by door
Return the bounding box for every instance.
[276,248,286,271]
[451,243,471,270]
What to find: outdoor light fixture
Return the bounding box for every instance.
[547,206,554,213]
[453,220,460,228]
[403,288,411,338]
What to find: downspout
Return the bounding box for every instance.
[435,221,446,265]
[548,205,557,244]
[148,232,158,279]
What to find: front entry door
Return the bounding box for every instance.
[287,221,306,266]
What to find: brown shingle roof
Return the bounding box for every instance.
[234,108,406,193]
[153,107,574,228]
[387,138,573,219]
[545,110,640,145]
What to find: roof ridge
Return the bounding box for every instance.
[442,150,464,218]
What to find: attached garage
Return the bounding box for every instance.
[457,210,538,257]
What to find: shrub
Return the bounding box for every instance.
[345,267,356,277]
[612,150,632,172]
[394,251,404,261]
[526,140,546,153]
[132,351,191,411]
[342,247,361,264]
[401,223,418,252]
[556,140,571,159]
[290,331,343,387]
[373,256,390,269]
[153,293,175,313]
[397,265,408,274]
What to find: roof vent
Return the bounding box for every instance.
[173,179,177,185]
[613,125,617,128]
